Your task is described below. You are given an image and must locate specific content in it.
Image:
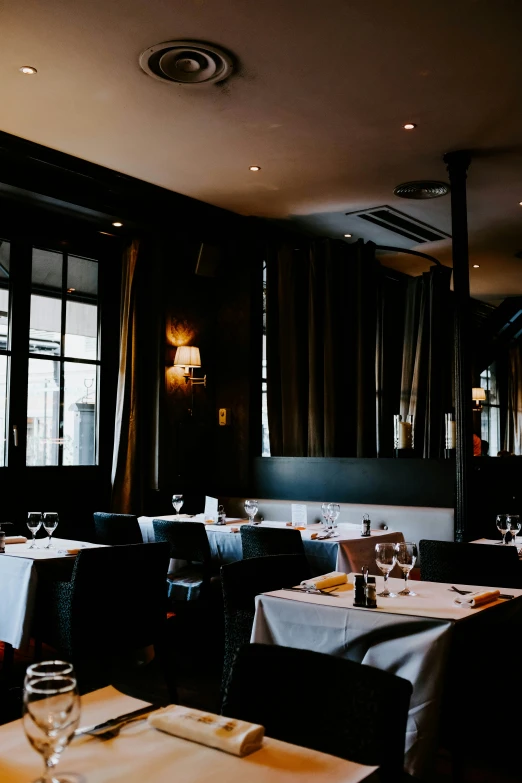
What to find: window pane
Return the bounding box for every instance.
[65,301,98,359]
[0,355,7,467]
[0,240,10,353]
[27,359,60,466]
[63,362,97,465]
[32,248,62,291]
[30,294,61,355]
[68,255,98,297]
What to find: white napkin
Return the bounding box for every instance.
[5,536,28,544]
[453,589,500,607]
[148,705,264,756]
[300,571,348,590]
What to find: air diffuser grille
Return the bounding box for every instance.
[139,40,234,85]
[346,206,450,245]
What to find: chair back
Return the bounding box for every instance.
[419,539,522,589]
[240,524,306,559]
[93,512,143,545]
[223,643,412,781]
[152,519,212,567]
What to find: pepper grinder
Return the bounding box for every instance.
[0,521,13,554]
[365,576,377,608]
[361,513,371,537]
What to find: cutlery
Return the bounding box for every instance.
[281,586,339,597]
[449,586,514,600]
[74,704,157,738]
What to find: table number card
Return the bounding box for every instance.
[204,496,219,520]
[291,504,307,527]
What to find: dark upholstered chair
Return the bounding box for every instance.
[220,553,311,702]
[419,539,522,589]
[223,643,413,783]
[33,543,176,700]
[240,524,307,559]
[93,512,143,545]
[152,518,219,602]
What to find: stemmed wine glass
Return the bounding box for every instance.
[329,503,340,531]
[245,499,259,525]
[395,542,418,596]
[172,495,184,517]
[23,666,81,783]
[321,503,331,530]
[496,514,509,545]
[27,512,43,549]
[375,542,398,597]
[43,513,59,549]
[507,515,521,548]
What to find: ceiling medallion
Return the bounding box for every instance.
[393,181,450,199]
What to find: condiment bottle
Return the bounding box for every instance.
[353,574,366,606]
[361,513,371,537]
[365,576,377,608]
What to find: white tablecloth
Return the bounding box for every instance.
[0,685,378,783]
[0,538,105,649]
[251,576,522,780]
[138,516,404,577]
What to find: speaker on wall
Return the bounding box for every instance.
[195,243,223,277]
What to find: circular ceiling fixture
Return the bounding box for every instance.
[393,180,450,199]
[403,123,417,130]
[19,66,37,74]
[139,40,234,85]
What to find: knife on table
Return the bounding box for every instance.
[74,704,157,737]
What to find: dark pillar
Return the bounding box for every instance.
[443,150,473,541]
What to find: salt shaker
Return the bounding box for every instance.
[361,513,371,537]
[365,577,377,608]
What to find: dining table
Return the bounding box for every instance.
[250,573,522,780]
[0,685,380,783]
[138,515,405,577]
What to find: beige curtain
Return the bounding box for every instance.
[505,343,522,455]
[111,239,142,513]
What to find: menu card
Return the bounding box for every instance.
[291,504,307,527]
[204,496,219,520]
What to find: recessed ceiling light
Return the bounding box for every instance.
[403,123,417,130]
[112,222,123,227]
[19,66,37,74]
[67,287,76,293]
[344,234,352,238]
[519,201,522,206]
[249,166,261,171]
[473,264,480,268]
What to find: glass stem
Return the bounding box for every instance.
[43,753,58,783]
[404,571,409,591]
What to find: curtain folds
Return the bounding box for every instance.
[505,342,522,455]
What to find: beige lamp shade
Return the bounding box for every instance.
[174,346,201,368]
[472,387,486,401]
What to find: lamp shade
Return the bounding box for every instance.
[174,346,201,368]
[472,387,486,401]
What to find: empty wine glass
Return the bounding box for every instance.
[24,661,74,688]
[496,514,509,545]
[27,512,43,549]
[43,513,59,549]
[507,515,521,548]
[375,542,398,597]
[23,669,81,783]
[245,499,259,525]
[172,494,183,517]
[395,542,418,596]
[321,503,331,529]
[329,503,340,530]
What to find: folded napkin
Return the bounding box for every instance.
[454,589,500,608]
[5,536,28,544]
[148,705,264,756]
[300,571,348,590]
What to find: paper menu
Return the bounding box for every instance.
[291,504,307,527]
[204,496,219,519]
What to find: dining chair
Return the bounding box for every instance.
[32,542,177,701]
[418,539,522,589]
[219,553,311,704]
[223,643,413,783]
[240,524,307,559]
[93,512,143,545]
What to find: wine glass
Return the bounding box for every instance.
[24,661,74,688]
[23,670,81,783]
[395,542,418,596]
[507,515,521,548]
[496,514,509,545]
[329,503,340,530]
[244,499,259,525]
[42,513,59,549]
[375,542,398,597]
[172,495,183,517]
[27,512,43,549]
[321,503,331,529]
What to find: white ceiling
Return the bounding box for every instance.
[1,0,522,301]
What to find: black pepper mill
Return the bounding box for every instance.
[353,574,366,607]
[0,522,13,554]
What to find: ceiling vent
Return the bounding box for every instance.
[346,206,450,244]
[139,40,234,85]
[393,180,450,199]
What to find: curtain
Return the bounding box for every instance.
[505,342,522,455]
[266,238,379,457]
[376,274,407,456]
[399,265,453,458]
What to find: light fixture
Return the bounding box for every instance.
[67,288,76,293]
[249,166,261,171]
[472,387,486,412]
[19,66,37,74]
[174,346,206,386]
[473,264,480,268]
[112,222,123,227]
[403,123,417,130]
[344,233,352,238]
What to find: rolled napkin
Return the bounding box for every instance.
[300,571,348,590]
[5,536,28,544]
[148,705,264,756]
[454,589,500,607]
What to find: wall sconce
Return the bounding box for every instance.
[472,387,486,412]
[173,346,206,387]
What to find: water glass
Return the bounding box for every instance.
[42,513,59,549]
[321,503,331,529]
[496,514,509,545]
[24,661,75,688]
[507,515,521,548]
[27,512,43,549]
[172,494,183,516]
[245,499,259,525]
[395,542,418,596]
[23,669,81,783]
[375,542,398,597]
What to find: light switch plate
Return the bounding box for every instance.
[218,408,231,426]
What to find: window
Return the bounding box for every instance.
[480,363,500,456]
[262,260,270,456]
[0,239,10,466]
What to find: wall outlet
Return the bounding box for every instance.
[218,408,231,426]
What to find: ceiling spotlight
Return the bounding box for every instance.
[473,264,480,268]
[67,287,76,293]
[112,222,123,227]
[249,166,261,171]
[519,201,522,206]
[344,234,352,238]
[19,66,37,75]
[403,123,417,130]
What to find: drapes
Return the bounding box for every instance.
[505,342,522,455]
